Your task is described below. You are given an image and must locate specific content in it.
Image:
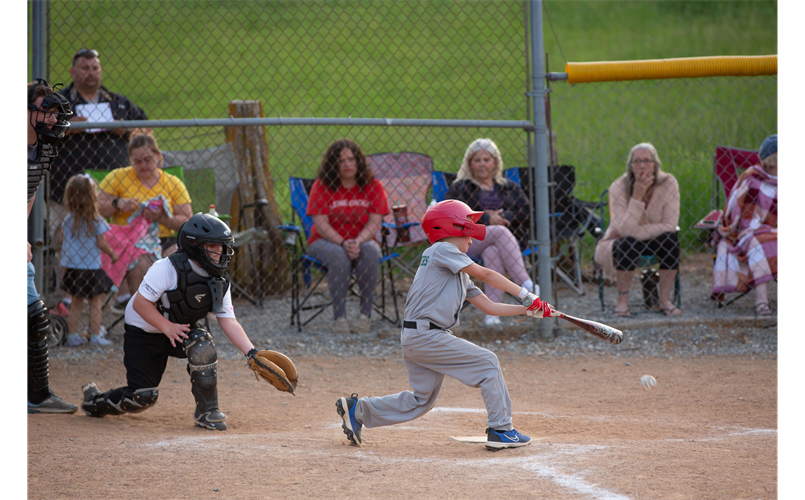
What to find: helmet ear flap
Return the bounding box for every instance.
[177,221,187,251]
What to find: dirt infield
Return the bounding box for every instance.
[29,352,776,499]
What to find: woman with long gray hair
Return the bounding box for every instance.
[445,138,535,326]
[594,142,681,317]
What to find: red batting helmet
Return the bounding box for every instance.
[421,200,486,244]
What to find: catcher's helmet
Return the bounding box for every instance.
[421,200,486,244]
[177,213,235,278]
[27,78,73,145]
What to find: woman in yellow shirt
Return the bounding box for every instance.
[98,132,192,293]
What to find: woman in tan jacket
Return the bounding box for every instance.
[594,143,681,317]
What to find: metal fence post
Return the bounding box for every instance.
[30,0,48,297]
[529,0,556,339]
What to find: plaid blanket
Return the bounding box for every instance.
[712,165,777,294]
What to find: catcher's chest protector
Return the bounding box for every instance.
[28,143,56,203]
[163,253,230,327]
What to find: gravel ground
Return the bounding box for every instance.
[53,253,776,363]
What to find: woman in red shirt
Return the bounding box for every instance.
[306,140,389,334]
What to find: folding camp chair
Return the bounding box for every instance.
[595,188,681,312]
[279,177,401,331]
[505,166,604,295]
[695,146,760,231]
[367,152,428,278]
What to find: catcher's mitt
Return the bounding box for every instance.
[246,349,298,394]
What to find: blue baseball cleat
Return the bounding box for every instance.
[485,427,531,450]
[336,393,362,446]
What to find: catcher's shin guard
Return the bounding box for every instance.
[81,383,159,417]
[28,299,51,398]
[184,329,227,430]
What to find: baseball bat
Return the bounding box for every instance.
[548,310,623,345]
[522,294,623,344]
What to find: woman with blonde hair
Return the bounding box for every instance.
[445,138,534,326]
[594,142,681,317]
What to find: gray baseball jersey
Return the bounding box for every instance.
[403,241,482,329]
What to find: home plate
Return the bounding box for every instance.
[449,436,546,443]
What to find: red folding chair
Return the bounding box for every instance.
[695,146,765,309]
[368,151,430,278]
[695,146,760,230]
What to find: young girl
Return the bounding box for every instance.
[60,174,119,346]
[336,200,553,450]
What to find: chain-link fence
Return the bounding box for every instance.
[36,0,776,343]
[40,0,539,342]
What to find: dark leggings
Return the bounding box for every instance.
[613,231,680,271]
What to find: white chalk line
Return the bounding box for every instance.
[346,444,630,500]
[666,427,777,442]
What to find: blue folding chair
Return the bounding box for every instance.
[278,177,401,331]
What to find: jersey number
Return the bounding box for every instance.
[419,255,429,267]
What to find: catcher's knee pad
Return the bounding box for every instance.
[87,387,160,417]
[185,329,217,376]
[28,299,51,394]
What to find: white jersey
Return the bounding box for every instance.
[403,241,482,329]
[125,257,235,333]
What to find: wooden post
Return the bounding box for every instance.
[225,100,288,297]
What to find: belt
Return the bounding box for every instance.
[403,320,443,331]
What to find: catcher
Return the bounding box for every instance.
[81,213,296,430]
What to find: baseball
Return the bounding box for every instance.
[639,375,657,391]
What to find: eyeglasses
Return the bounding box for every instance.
[631,159,655,165]
[72,48,99,62]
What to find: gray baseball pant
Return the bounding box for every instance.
[354,321,514,431]
[307,239,381,319]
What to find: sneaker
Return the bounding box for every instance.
[485,428,532,450]
[110,296,131,315]
[336,393,362,446]
[28,392,78,414]
[65,333,87,347]
[332,317,350,334]
[195,409,228,431]
[81,382,103,417]
[90,334,113,346]
[351,313,371,334]
[483,315,501,326]
[52,301,70,318]
[85,325,108,338]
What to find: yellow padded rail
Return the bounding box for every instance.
[565,55,777,84]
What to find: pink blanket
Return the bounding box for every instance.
[101,215,150,287]
[711,165,777,294]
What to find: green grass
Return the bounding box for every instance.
[41,0,777,250]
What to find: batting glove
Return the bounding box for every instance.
[523,293,551,318]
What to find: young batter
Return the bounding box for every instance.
[336,200,553,450]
